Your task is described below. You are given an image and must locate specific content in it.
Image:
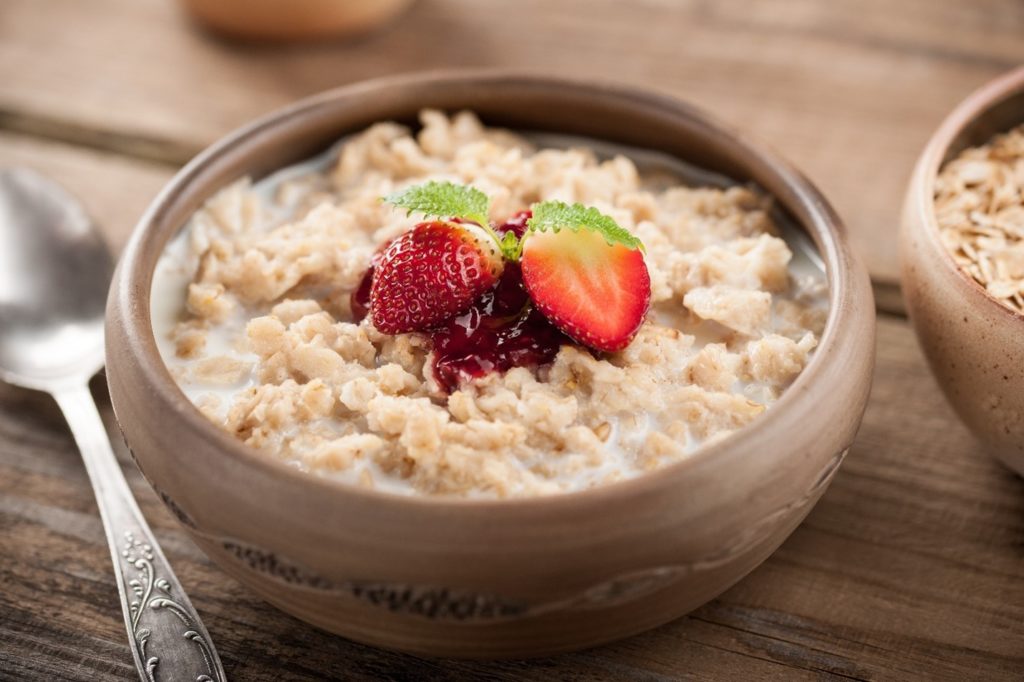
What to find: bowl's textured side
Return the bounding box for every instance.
[899,68,1024,477]
[901,175,1024,475]
[105,73,875,658]
[107,331,862,657]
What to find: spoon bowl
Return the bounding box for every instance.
[0,167,225,680]
[0,168,110,390]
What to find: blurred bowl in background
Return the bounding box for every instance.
[900,65,1024,476]
[178,0,415,42]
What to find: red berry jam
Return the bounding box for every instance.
[352,211,572,393]
[429,261,570,393]
[351,246,387,323]
[498,209,531,239]
[429,210,570,392]
[351,266,374,323]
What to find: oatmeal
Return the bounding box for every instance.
[934,124,1024,313]
[152,111,828,498]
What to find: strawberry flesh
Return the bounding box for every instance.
[369,220,502,334]
[520,227,650,351]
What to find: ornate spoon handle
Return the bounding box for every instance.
[54,383,226,682]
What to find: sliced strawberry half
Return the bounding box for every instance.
[520,227,651,352]
[370,220,503,334]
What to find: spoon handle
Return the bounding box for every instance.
[53,384,226,682]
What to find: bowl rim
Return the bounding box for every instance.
[911,64,1024,323]
[113,69,863,511]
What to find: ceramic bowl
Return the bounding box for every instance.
[900,66,1024,477]
[105,72,875,658]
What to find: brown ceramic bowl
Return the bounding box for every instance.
[106,72,875,658]
[178,0,414,42]
[900,66,1024,477]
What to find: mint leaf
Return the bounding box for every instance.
[382,181,490,228]
[526,200,644,251]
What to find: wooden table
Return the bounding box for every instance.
[2,1,1022,679]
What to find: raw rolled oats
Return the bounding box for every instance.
[934,125,1024,314]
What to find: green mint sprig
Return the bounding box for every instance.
[381,181,644,262]
[382,181,491,231]
[527,200,645,252]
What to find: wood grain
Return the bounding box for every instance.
[2,2,1024,678]
[0,133,173,251]
[3,0,1024,287]
[2,315,1021,681]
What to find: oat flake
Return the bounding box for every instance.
[934,125,1024,314]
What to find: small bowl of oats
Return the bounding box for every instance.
[901,65,1024,476]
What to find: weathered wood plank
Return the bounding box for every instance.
[2,310,1021,680]
[0,132,173,251]
[3,0,1024,287]
[4,5,1024,671]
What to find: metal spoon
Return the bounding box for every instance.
[0,168,226,682]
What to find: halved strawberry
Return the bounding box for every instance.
[350,243,388,323]
[520,227,650,351]
[370,220,503,334]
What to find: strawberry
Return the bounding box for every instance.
[369,220,503,334]
[519,203,650,352]
[350,244,387,323]
[376,182,650,354]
